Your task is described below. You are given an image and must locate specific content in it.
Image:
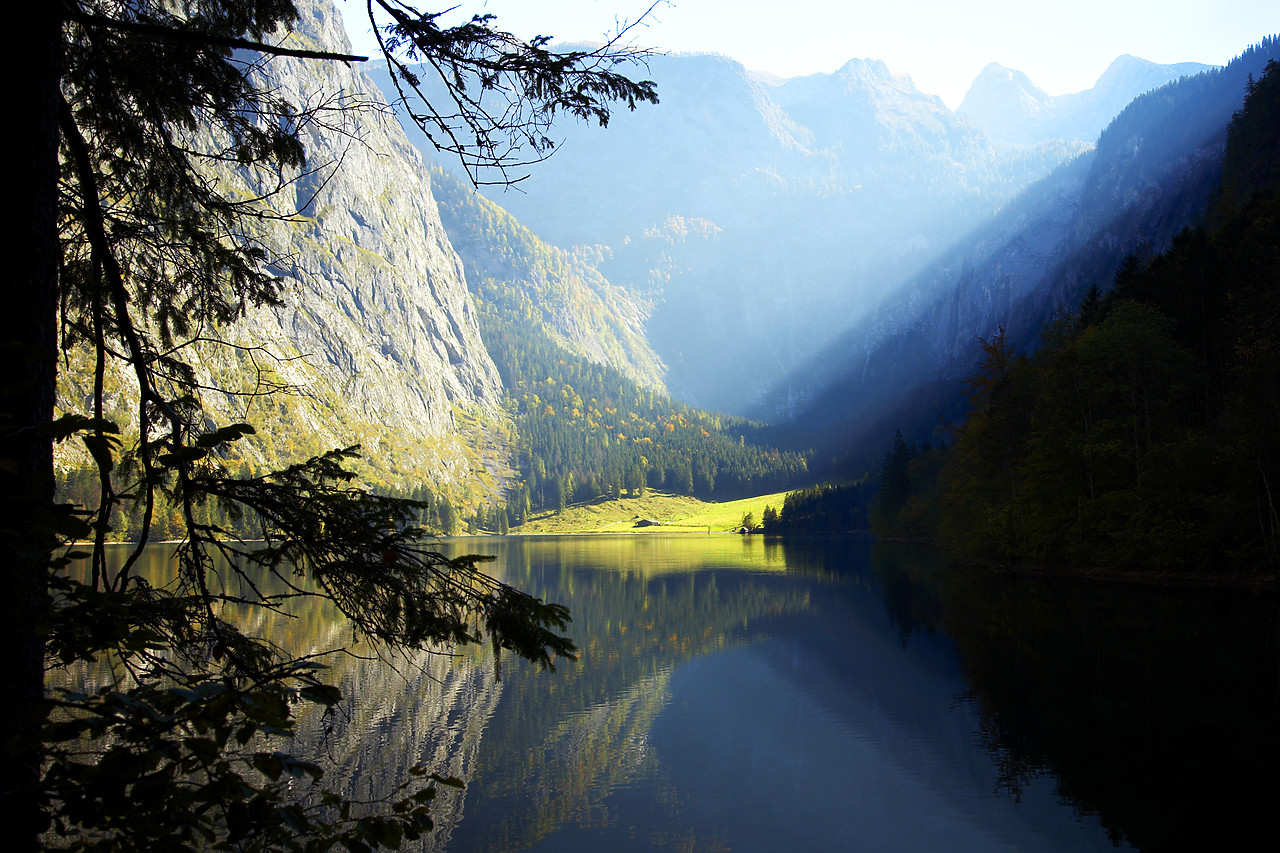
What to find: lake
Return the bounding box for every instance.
[75,535,1280,851]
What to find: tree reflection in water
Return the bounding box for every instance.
[933,563,1279,851]
[68,537,1278,851]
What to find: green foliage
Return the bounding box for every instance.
[22,2,666,851]
[381,482,461,537]
[940,289,1245,567]
[776,482,876,535]
[938,328,1033,557]
[934,63,1280,570]
[464,274,808,511]
[871,435,946,539]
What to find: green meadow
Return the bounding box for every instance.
[510,490,791,535]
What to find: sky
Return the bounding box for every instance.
[334,0,1278,108]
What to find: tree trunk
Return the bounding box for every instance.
[1,3,61,848]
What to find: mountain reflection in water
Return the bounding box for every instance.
[72,536,1278,851]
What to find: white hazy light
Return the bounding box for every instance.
[333,0,1278,108]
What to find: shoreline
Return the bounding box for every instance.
[74,534,1279,592]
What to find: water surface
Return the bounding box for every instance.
[311,535,1278,852]
[75,535,1280,851]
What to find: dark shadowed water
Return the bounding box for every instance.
[76,536,1280,851]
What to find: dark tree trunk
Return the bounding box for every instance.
[2,3,61,848]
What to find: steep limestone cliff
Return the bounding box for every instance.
[59,0,507,494]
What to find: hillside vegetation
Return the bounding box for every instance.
[510,490,792,535]
[771,37,1280,475]
[872,61,1280,573]
[430,160,812,525]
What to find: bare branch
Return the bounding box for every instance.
[367,0,660,185]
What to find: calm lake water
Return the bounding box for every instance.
[82,535,1280,851]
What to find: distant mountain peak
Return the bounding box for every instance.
[959,54,1214,146]
[958,63,1054,144]
[1089,54,1210,98]
[972,61,1041,89]
[835,57,893,81]
[1104,52,1145,70]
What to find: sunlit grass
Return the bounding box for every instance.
[511,489,790,535]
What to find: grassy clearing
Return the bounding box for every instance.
[511,489,791,535]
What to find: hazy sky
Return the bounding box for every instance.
[334,0,1278,108]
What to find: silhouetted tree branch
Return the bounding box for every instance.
[10,1,657,849]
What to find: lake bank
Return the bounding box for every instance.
[508,489,791,535]
[513,493,1280,592]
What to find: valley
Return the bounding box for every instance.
[50,0,1279,566]
[31,4,1280,852]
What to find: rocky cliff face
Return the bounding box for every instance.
[60,0,506,492]
[240,0,502,474]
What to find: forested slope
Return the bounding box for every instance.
[430,166,667,390]
[771,38,1280,475]
[427,161,811,525]
[879,61,1280,571]
[472,283,809,521]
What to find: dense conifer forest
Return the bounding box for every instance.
[869,61,1280,572]
[475,287,809,513]
[429,164,811,527]
[772,481,877,535]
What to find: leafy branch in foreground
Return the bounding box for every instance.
[41,437,573,853]
[12,0,657,850]
[195,445,576,669]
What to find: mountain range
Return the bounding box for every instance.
[376,43,1228,415]
[767,37,1279,472]
[420,51,1092,413]
[958,54,1211,147]
[57,0,1277,519]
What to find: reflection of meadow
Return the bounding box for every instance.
[463,533,792,578]
[56,537,810,853]
[435,536,811,853]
